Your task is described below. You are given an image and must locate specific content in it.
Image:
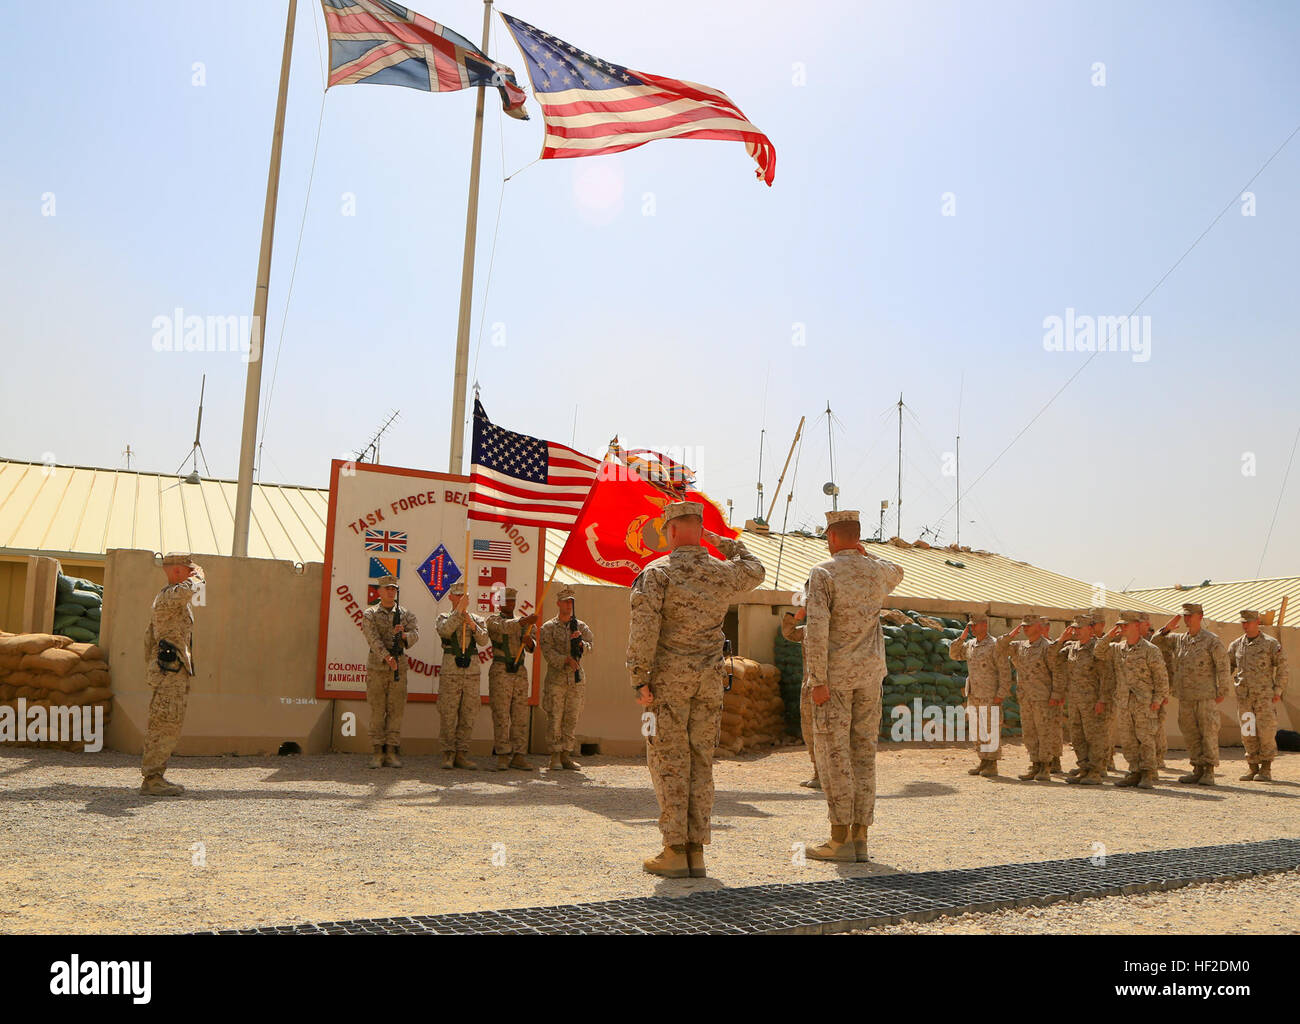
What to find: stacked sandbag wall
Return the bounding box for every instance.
[0,631,113,749]
[51,573,104,645]
[718,658,789,755]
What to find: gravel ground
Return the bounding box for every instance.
[0,743,1295,934]
[866,870,1300,934]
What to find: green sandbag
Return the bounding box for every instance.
[941,617,963,630]
[53,615,80,633]
[72,615,100,631]
[55,602,85,617]
[65,590,101,608]
[83,606,102,621]
[903,657,923,672]
[885,642,907,657]
[890,674,918,688]
[61,626,97,643]
[941,627,963,640]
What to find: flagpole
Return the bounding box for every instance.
[448,0,494,475]
[233,0,298,557]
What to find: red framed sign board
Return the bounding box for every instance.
[315,460,546,703]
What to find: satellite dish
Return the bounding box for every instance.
[822,482,839,496]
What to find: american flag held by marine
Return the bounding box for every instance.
[468,398,603,531]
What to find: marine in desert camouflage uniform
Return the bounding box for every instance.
[359,575,420,768]
[1040,615,1066,772]
[1153,602,1230,785]
[629,501,765,879]
[781,607,820,789]
[799,510,904,863]
[948,609,1011,777]
[1097,613,1169,788]
[140,553,205,796]
[539,586,594,770]
[1137,611,1170,767]
[1007,616,1060,782]
[1228,609,1289,782]
[1090,609,1118,772]
[435,582,489,770]
[486,586,537,771]
[1051,614,1113,784]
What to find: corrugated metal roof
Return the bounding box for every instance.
[0,458,328,563]
[1128,578,1298,626]
[544,529,1180,614]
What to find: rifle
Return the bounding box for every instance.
[568,599,584,683]
[723,638,734,692]
[387,589,404,682]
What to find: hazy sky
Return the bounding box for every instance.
[2,0,1297,592]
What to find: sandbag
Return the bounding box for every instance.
[0,654,24,671]
[64,590,102,608]
[55,602,86,617]
[68,659,110,675]
[61,627,98,643]
[0,634,72,656]
[20,649,82,677]
[67,643,105,661]
[49,687,114,707]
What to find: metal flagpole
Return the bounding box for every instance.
[448,0,495,475]
[233,0,298,556]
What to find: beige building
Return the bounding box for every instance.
[2,457,1295,757]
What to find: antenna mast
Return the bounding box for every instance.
[896,392,903,538]
[355,410,401,465]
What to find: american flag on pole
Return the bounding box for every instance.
[498,12,775,185]
[469,398,602,530]
[472,539,513,561]
[321,0,529,119]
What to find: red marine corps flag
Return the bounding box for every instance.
[557,453,737,587]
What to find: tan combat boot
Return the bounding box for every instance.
[385,745,402,768]
[685,842,706,878]
[509,754,534,771]
[806,824,856,862]
[369,745,384,769]
[850,824,869,862]
[1018,762,1040,781]
[496,754,512,771]
[1113,770,1141,787]
[799,773,822,789]
[560,751,581,770]
[1178,765,1204,784]
[967,760,986,776]
[1078,768,1105,785]
[1034,762,1052,782]
[549,752,563,770]
[1049,757,1062,773]
[1137,770,1156,789]
[1239,763,1259,781]
[454,752,477,770]
[1065,767,1085,784]
[1196,767,1215,786]
[977,759,999,777]
[441,750,456,770]
[140,775,184,796]
[1066,765,1084,778]
[643,845,690,878]
[1256,763,1273,781]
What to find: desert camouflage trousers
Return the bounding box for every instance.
[142,667,189,779]
[488,662,530,755]
[809,686,881,828]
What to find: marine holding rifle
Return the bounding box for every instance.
[540,585,594,771]
[486,586,538,772]
[435,581,489,770]
[360,574,420,769]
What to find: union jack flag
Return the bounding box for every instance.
[321,0,529,119]
[499,12,774,184]
[364,529,407,552]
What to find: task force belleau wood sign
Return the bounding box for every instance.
[316,460,546,703]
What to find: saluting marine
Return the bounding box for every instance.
[949,609,1011,778]
[628,501,765,879]
[1153,602,1230,786]
[140,552,205,796]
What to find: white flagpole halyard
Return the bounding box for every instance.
[234,0,299,556]
[448,0,495,475]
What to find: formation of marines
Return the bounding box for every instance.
[948,602,1288,788]
[140,528,1290,881]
